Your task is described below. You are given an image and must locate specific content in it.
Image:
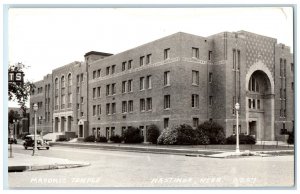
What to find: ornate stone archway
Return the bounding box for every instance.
[245,61,275,141]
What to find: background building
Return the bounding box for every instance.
[29,31,294,142]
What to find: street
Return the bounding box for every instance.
[8,144,294,188]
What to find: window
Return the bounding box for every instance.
[164,48,170,60]
[81,112,84,117]
[146,54,152,64]
[80,97,84,104]
[93,105,96,116]
[112,65,116,74]
[140,56,144,66]
[97,104,101,115]
[140,99,145,112]
[106,85,110,96]
[164,95,170,109]
[257,99,260,109]
[112,83,116,95]
[146,75,152,89]
[209,72,213,83]
[106,103,110,115]
[291,63,294,73]
[283,59,286,77]
[77,103,80,110]
[193,118,199,128]
[93,88,96,99]
[61,76,65,88]
[68,74,72,92]
[93,71,96,79]
[208,51,212,61]
[111,127,115,137]
[61,95,65,109]
[191,94,199,108]
[140,77,145,90]
[252,99,256,109]
[80,74,83,82]
[97,69,101,78]
[76,87,80,94]
[233,49,236,69]
[280,58,283,77]
[112,103,116,114]
[164,118,169,129]
[146,98,152,111]
[128,79,133,92]
[164,71,170,86]
[192,70,199,85]
[122,81,127,93]
[128,100,133,112]
[121,127,126,136]
[237,50,240,70]
[122,62,126,71]
[122,101,127,113]
[192,47,199,58]
[209,96,213,106]
[106,66,110,75]
[248,99,251,109]
[68,94,72,108]
[128,60,132,69]
[97,87,101,97]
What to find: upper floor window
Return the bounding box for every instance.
[61,76,65,88]
[248,76,259,92]
[140,56,144,66]
[208,51,213,61]
[111,65,116,74]
[164,71,170,86]
[122,62,126,71]
[192,70,199,85]
[93,71,96,79]
[140,77,145,90]
[192,47,199,58]
[111,83,116,95]
[146,75,152,89]
[128,60,132,70]
[164,48,170,60]
[164,95,171,109]
[122,81,127,93]
[128,79,133,92]
[106,66,110,76]
[191,94,199,108]
[68,74,72,93]
[97,69,101,78]
[209,72,213,83]
[146,54,152,64]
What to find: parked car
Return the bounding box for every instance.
[8,137,17,144]
[23,135,50,150]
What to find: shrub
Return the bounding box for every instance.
[110,135,123,143]
[123,127,144,143]
[197,121,226,144]
[226,134,256,145]
[195,126,210,145]
[146,124,160,144]
[96,136,108,143]
[157,124,198,145]
[84,135,96,142]
[287,131,294,144]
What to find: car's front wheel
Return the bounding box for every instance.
[46,147,50,150]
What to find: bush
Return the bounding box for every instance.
[157,124,199,145]
[226,134,256,144]
[84,135,96,142]
[96,136,108,143]
[197,121,226,144]
[287,131,294,144]
[195,126,210,145]
[110,135,123,143]
[146,124,160,144]
[123,127,144,143]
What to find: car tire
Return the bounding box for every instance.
[24,147,27,150]
[46,147,50,150]
[37,147,40,150]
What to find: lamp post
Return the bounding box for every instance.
[32,103,38,156]
[235,103,240,153]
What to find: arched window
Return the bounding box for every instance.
[248,76,259,92]
[68,73,72,92]
[61,76,65,88]
[55,78,59,95]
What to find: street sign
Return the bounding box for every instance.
[8,71,24,84]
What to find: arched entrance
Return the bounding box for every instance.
[245,61,275,141]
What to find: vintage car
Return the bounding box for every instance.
[23,135,50,150]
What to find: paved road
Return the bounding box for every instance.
[8,144,294,188]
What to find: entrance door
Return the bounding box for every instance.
[79,125,83,138]
[249,121,256,138]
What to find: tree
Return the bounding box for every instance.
[8,63,35,115]
[8,110,20,124]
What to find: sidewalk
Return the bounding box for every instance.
[50,141,294,156]
[8,153,90,172]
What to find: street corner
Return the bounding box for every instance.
[8,153,90,172]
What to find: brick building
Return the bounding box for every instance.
[29,31,294,142]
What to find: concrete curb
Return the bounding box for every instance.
[8,162,90,172]
[50,142,224,155]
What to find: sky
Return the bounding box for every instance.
[7,7,294,107]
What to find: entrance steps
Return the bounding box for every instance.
[255,141,292,146]
[43,132,63,142]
